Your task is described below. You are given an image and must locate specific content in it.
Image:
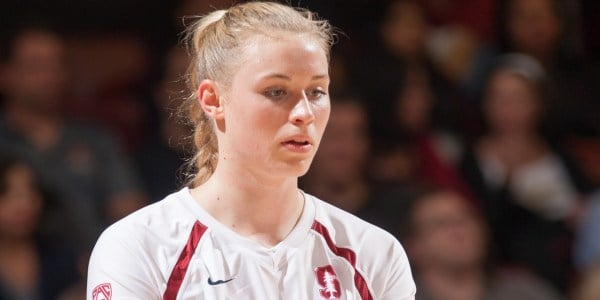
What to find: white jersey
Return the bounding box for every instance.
[87,188,416,300]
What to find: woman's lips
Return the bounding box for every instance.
[281,139,312,153]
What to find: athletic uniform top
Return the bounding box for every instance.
[87,187,416,300]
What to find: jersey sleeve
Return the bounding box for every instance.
[371,238,416,300]
[87,224,161,300]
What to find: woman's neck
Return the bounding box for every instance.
[191,166,305,248]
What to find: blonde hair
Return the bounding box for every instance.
[182,1,334,187]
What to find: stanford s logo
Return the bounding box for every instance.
[315,265,341,299]
[92,283,112,300]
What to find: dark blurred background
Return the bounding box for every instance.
[0,0,599,299]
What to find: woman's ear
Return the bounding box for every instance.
[198,79,224,120]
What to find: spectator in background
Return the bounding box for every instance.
[0,26,147,252]
[350,0,460,143]
[419,0,496,102]
[460,53,591,292]
[365,64,474,208]
[399,188,561,300]
[137,45,192,202]
[500,0,571,70]
[379,0,429,70]
[346,1,471,197]
[0,151,79,299]
[66,34,152,153]
[494,0,599,138]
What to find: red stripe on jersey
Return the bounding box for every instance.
[163,221,207,300]
[311,221,373,300]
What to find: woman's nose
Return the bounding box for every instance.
[289,92,315,125]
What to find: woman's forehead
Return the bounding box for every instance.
[233,34,329,79]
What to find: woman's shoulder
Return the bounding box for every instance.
[87,188,205,298]
[94,188,199,247]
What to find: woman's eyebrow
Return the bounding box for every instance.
[260,73,329,81]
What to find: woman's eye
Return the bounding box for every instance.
[307,88,327,100]
[264,88,287,99]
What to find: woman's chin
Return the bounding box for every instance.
[277,159,314,179]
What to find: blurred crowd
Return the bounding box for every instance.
[0,0,599,299]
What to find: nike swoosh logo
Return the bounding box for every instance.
[207,277,235,286]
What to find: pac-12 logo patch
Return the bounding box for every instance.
[315,265,341,299]
[92,283,112,300]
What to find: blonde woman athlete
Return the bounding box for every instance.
[87,2,416,299]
